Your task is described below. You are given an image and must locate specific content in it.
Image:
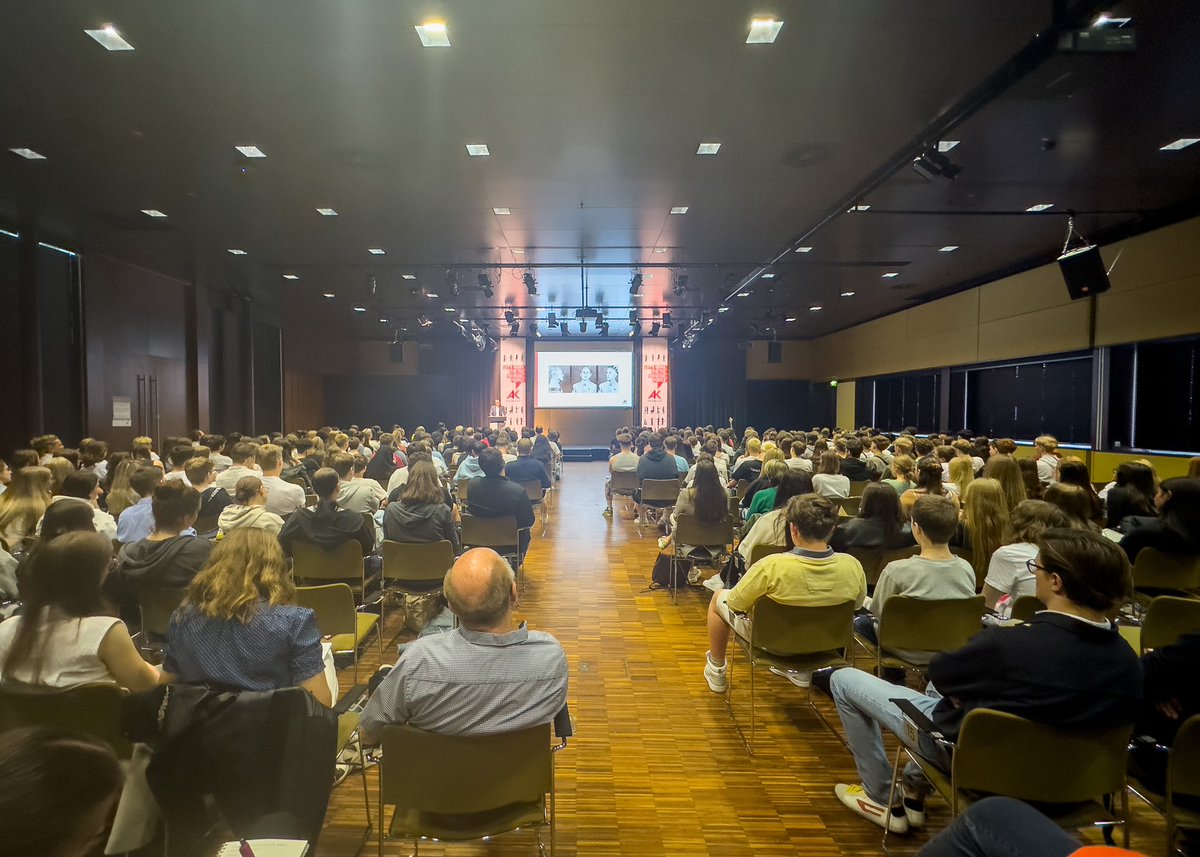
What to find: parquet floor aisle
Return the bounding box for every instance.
[320,462,1162,857]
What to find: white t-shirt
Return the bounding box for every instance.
[983,542,1039,600]
[262,475,306,516]
[0,612,122,687]
[786,458,813,473]
[812,473,850,499]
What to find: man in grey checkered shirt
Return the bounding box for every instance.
[360,548,568,742]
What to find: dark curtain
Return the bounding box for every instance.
[746,380,835,430]
[419,339,497,428]
[672,344,747,431]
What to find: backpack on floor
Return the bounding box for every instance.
[651,552,692,588]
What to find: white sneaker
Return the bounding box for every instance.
[769,667,811,688]
[703,574,725,593]
[687,568,702,585]
[835,783,908,833]
[657,536,670,550]
[901,796,926,828]
[703,653,727,693]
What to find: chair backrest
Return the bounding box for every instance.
[609,470,639,495]
[291,539,365,583]
[518,480,545,502]
[878,545,921,572]
[1010,595,1046,623]
[848,480,870,498]
[727,494,741,519]
[135,584,189,637]
[674,513,732,550]
[380,723,551,815]
[380,539,455,585]
[0,683,132,758]
[750,599,855,658]
[836,496,862,517]
[460,514,520,549]
[735,479,751,499]
[748,542,788,566]
[304,492,318,507]
[457,477,475,502]
[1134,548,1200,592]
[877,595,985,654]
[954,708,1130,804]
[1169,714,1200,800]
[640,479,680,503]
[294,583,357,637]
[361,511,376,536]
[1141,595,1200,652]
[193,514,219,536]
[841,546,883,584]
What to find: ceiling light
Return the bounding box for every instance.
[511,248,525,255]
[882,272,900,278]
[465,143,490,157]
[227,249,247,255]
[141,209,167,218]
[746,18,784,44]
[760,272,776,280]
[234,145,266,158]
[415,21,451,47]
[736,292,752,298]
[444,306,457,313]
[316,208,338,216]
[696,142,722,155]
[353,306,366,313]
[379,317,389,323]
[1160,138,1200,151]
[0,228,20,239]
[784,316,798,323]
[368,248,386,255]
[848,204,871,212]
[629,272,643,295]
[794,246,813,253]
[401,273,417,280]
[937,141,960,153]
[492,207,511,215]
[809,305,822,312]
[424,291,439,299]
[1093,13,1132,26]
[718,306,731,313]
[38,242,76,256]
[670,206,689,215]
[283,274,300,280]
[85,25,134,51]
[523,272,537,295]
[9,148,46,160]
[1026,203,1053,212]
[840,290,856,297]
[653,247,668,254]
[322,292,335,299]
[939,245,959,252]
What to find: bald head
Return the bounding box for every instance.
[444,548,517,630]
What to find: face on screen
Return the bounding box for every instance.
[579,366,592,381]
[605,367,617,382]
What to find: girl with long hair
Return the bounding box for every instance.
[1017,458,1043,500]
[983,454,1027,514]
[0,466,53,551]
[831,482,914,551]
[382,458,460,552]
[961,478,1011,583]
[812,451,850,499]
[1119,476,1200,562]
[1105,461,1157,530]
[981,499,1069,610]
[659,455,728,553]
[1042,483,1100,532]
[900,456,959,516]
[946,456,975,497]
[737,469,814,560]
[104,459,141,519]
[164,528,332,705]
[1055,458,1104,527]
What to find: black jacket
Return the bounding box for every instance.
[278,501,374,556]
[382,500,460,553]
[839,457,874,482]
[198,486,232,521]
[730,458,762,484]
[106,536,214,625]
[928,612,1142,741]
[830,517,915,551]
[1118,515,1197,563]
[467,475,534,530]
[637,449,679,482]
[506,456,551,489]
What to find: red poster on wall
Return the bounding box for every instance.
[640,339,670,429]
[499,338,527,429]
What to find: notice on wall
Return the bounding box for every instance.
[499,338,527,430]
[112,396,132,427]
[640,339,670,430]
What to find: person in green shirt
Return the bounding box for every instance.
[745,459,789,518]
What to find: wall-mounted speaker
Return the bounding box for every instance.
[1058,245,1110,300]
[388,341,404,363]
[768,341,783,363]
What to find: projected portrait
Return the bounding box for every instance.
[547,365,566,393]
[571,365,598,393]
[598,365,620,393]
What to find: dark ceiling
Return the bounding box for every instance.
[2,1,1198,342]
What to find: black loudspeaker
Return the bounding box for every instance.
[388,341,404,363]
[768,341,782,363]
[1058,245,1111,300]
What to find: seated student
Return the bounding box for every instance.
[839,439,874,482]
[900,455,960,516]
[217,476,285,536]
[0,531,163,691]
[0,466,52,551]
[983,452,1027,513]
[1119,476,1200,563]
[854,494,975,670]
[744,458,789,517]
[202,434,233,471]
[382,459,460,553]
[41,471,117,541]
[958,477,1010,584]
[114,466,163,544]
[1034,435,1061,485]
[106,481,213,626]
[735,470,814,566]
[453,438,485,483]
[704,494,867,692]
[664,435,689,475]
[1055,458,1104,528]
[330,453,386,515]
[1103,461,1157,531]
[1129,629,1200,810]
[981,500,1068,611]
[214,441,260,494]
[278,467,374,557]
[729,437,764,485]
[787,440,814,473]
[162,445,194,486]
[1042,483,1101,533]
[256,443,306,517]
[184,457,233,527]
[812,451,851,499]
[831,482,915,551]
[635,434,680,524]
[881,454,916,496]
[685,439,731,487]
[505,437,551,490]
[295,437,322,476]
[831,528,1141,833]
[164,528,331,706]
[657,457,730,564]
[466,448,535,562]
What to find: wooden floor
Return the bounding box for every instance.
[319,461,1163,857]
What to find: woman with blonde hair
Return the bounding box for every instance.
[882,454,916,495]
[961,478,1010,583]
[104,459,141,519]
[900,456,959,516]
[983,453,1027,513]
[946,456,975,498]
[43,457,75,497]
[1034,435,1060,485]
[0,467,53,550]
[164,528,331,705]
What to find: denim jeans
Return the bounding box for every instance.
[830,667,951,804]
[918,797,1079,857]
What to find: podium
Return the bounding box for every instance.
[488,413,506,430]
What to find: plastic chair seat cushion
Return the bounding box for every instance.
[386,798,546,840]
[328,612,379,653]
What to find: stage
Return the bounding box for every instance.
[562,445,611,462]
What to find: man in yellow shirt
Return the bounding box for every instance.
[704,493,867,691]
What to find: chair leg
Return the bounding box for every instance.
[1121,784,1130,849]
[748,652,756,755]
[882,741,904,852]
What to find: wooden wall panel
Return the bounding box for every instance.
[746,341,812,380]
[836,380,856,429]
[283,369,326,432]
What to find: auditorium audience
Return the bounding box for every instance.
[900,456,959,516]
[830,482,915,552]
[278,467,374,557]
[382,459,460,553]
[506,437,552,489]
[813,451,851,499]
[217,476,285,536]
[1118,476,1200,562]
[257,443,307,517]
[41,471,117,541]
[0,465,52,551]
[465,448,535,562]
[959,478,1009,584]
[114,466,164,545]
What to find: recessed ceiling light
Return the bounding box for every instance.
[809,305,822,312]
[353,306,366,312]
[141,209,167,218]
[696,142,721,155]
[736,292,751,298]
[379,318,388,323]
[443,306,457,313]
[465,143,490,157]
[0,228,19,239]
[227,249,247,255]
[760,272,776,279]
[718,306,731,312]
[368,248,386,255]
[9,148,46,160]
[937,141,960,153]
[234,145,266,158]
[1026,203,1053,212]
[283,274,300,280]
[415,21,451,47]
[1160,138,1200,151]
[881,272,900,278]
[848,204,871,212]
[785,316,798,323]
[492,207,511,215]
[1093,13,1133,26]
[425,292,439,299]
[794,246,813,253]
[939,245,959,252]
[322,292,335,298]
[840,290,856,297]
[511,248,525,255]
[401,273,417,280]
[746,18,784,44]
[316,208,338,216]
[85,25,134,51]
[653,248,668,254]
[670,206,689,215]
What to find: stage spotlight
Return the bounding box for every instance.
[629,272,643,295]
[673,274,688,296]
[533,323,541,338]
[661,312,673,328]
[417,314,433,327]
[446,269,460,296]
[488,337,500,353]
[504,309,515,324]
[509,321,520,336]
[523,271,537,295]
[477,272,493,298]
[649,321,661,336]
[600,322,610,337]
[561,321,570,336]
[579,320,587,333]
[912,147,961,182]
[547,312,557,329]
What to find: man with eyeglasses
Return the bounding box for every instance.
[830,528,1142,834]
